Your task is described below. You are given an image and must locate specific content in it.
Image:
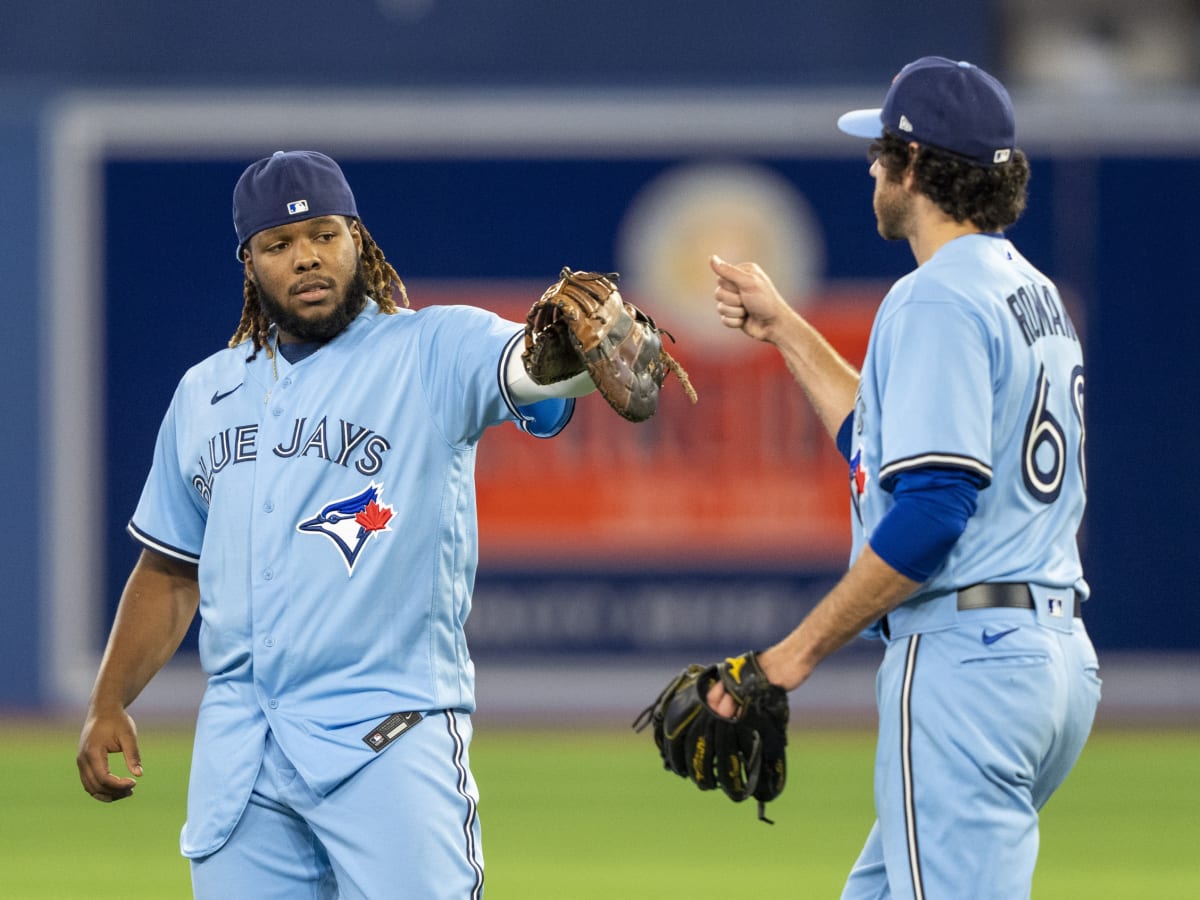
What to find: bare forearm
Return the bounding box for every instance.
[88,551,200,712]
[710,255,859,439]
[765,308,861,440]
[762,544,918,690]
[78,551,197,802]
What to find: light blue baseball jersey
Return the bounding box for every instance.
[848,232,1087,601]
[840,233,1100,900]
[128,299,571,857]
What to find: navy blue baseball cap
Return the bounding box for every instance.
[838,56,1016,167]
[233,150,359,260]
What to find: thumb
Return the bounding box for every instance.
[122,738,144,778]
[710,254,756,287]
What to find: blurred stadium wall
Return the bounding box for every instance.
[2,1,1197,722]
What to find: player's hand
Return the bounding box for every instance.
[710,254,791,343]
[705,678,739,718]
[704,646,801,716]
[77,708,143,802]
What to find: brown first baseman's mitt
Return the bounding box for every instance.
[632,651,789,823]
[523,268,697,422]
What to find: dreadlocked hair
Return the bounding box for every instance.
[228,219,408,359]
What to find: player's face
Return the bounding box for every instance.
[871,158,913,241]
[245,216,368,343]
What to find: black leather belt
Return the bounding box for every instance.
[957,583,1081,617]
[880,583,1081,639]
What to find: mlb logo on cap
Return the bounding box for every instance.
[287,199,310,215]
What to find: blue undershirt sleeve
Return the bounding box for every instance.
[514,397,575,438]
[835,412,854,462]
[868,466,983,582]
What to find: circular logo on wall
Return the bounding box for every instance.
[616,161,825,351]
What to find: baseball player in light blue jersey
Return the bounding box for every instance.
[76,151,605,899]
[708,58,1101,898]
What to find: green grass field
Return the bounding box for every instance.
[1,722,1196,898]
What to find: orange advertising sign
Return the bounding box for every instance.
[416,283,882,570]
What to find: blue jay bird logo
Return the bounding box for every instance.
[848,447,868,524]
[297,482,394,575]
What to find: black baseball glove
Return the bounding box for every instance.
[522,268,696,422]
[633,651,789,823]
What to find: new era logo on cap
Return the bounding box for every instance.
[287,199,310,215]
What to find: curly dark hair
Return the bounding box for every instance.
[871,131,1030,232]
[229,218,408,357]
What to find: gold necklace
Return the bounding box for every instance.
[266,330,280,404]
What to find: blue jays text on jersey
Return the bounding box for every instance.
[192,416,392,503]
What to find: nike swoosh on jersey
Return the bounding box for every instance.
[211,383,244,404]
[981,626,1020,645]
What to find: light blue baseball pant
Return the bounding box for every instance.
[841,594,1101,900]
[190,710,484,899]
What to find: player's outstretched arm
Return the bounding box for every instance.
[523,267,696,422]
[710,254,859,440]
[77,549,199,803]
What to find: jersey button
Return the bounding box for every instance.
[264,637,275,648]
[263,501,274,513]
[268,699,279,709]
[263,569,274,581]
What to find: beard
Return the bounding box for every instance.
[874,179,914,242]
[257,260,370,344]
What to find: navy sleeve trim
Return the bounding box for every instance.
[127,521,201,565]
[497,332,525,420]
[878,453,992,491]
